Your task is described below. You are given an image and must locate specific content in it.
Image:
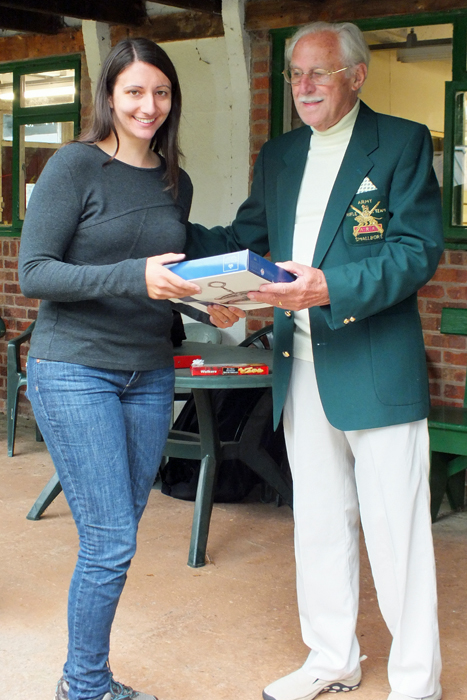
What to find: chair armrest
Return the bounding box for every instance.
[7,321,36,375]
[238,323,274,349]
[8,321,35,347]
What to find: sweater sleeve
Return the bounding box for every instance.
[18,149,149,302]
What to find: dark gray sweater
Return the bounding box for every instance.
[19,142,193,370]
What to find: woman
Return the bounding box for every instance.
[18,37,219,700]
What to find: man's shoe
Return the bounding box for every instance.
[387,686,442,700]
[55,676,158,700]
[262,665,361,700]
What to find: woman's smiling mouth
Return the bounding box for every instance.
[133,116,156,124]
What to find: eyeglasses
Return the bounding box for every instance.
[282,66,350,85]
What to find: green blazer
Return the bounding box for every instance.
[186,102,444,431]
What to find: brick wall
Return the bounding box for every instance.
[420,250,467,407]
[246,30,275,337]
[0,238,37,417]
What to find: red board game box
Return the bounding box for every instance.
[174,355,202,369]
[190,363,269,376]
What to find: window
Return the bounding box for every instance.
[0,55,80,235]
[438,16,467,243]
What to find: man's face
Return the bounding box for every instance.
[290,31,367,131]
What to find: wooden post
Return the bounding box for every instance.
[82,20,111,102]
[221,0,250,218]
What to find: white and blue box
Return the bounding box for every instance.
[169,249,295,311]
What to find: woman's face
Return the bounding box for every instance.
[109,60,172,144]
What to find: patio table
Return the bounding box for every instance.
[167,341,292,567]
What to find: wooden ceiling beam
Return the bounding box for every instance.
[111,9,224,44]
[245,0,467,31]
[0,0,147,26]
[150,0,222,15]
[0,6,63,33]
[245,0,331,31]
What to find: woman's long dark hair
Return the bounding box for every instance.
[79,37,182,196]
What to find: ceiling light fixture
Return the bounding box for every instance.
[369,28,452,62]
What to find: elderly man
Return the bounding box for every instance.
[186,21,443,700]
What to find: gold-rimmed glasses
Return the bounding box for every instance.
[282,66,350,85]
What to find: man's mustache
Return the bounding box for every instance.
[297,96,324,104]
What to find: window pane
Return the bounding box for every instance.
[0,71,13,103]
[19,121,74,219]
[0,111,12,225]
[0,73,14,224]
[20,68,75,108]
[452,91,467,226]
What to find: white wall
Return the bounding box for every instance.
[164,37,243,227]
[163,37,248,344]
[361,50,451,133]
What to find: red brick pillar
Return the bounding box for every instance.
[0,238,38,415]
[419,250,467,408]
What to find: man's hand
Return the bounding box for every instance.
[207,304,246,328]
[145,253,201,300]
[248,261,330,311]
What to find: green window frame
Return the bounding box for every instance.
[442,16,467,244]
[0,54,81,237]
[270,10,467,246]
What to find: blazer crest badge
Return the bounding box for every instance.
[344,188,388,245]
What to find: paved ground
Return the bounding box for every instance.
[1,415,466,700]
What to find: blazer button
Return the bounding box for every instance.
[350,316,356,322]
[343,318,349,324]
[285,310,292,317]
[282,351,290,358]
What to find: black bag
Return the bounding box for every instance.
[170,310,186,347]
[160,387,289,503]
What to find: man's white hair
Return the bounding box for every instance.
[286,21,371,70]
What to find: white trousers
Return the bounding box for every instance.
[283,359,441,697]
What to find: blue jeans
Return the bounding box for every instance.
[27,359,174,700]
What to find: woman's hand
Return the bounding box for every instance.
[145,253,201,300]
[207,304,246,328]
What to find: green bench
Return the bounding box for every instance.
[428,306,467,521]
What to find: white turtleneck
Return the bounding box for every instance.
[292,99,360,362]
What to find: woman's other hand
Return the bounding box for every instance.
[207,304,246,328]
[145,253,201,300]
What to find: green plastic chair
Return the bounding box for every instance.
[183,322,222,344]
[7,321,43,457]
[238,323,273,350]
[428,307,467,521]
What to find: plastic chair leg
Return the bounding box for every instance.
[446,468,466,511]
[188,454,218,567]
[35,423,44,443]
[429,451,450,522]
[26,472,62,520]
[7,380,21,457]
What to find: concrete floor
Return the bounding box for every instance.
[1,415,466,700]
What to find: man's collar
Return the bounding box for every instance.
[310,98,361,138]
